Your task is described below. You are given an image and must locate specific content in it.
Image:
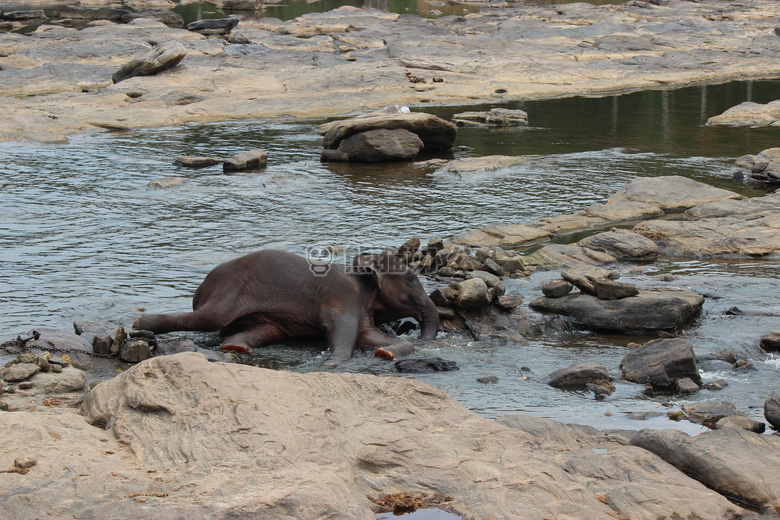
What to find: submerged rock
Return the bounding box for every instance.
[451,108,528,128]
[223,149,268,172]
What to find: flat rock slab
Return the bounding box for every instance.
[633,191,780,258]
[607,176,743,212]
[707,100,780,127]
[0,353,727,519]
[632,428,780,514]
[529,289,704,333]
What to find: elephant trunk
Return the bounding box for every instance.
[418,295,440,341]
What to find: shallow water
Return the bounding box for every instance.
[2,79,779,433]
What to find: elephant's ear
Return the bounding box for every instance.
[351,253,384,290]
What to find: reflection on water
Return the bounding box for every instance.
[1,79,779,430]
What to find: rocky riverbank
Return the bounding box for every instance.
[1,351,778,519]
[2,0,780,142]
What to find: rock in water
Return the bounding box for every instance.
[620,338,701,390]
[112,41,188,84]
[321,128,424,162]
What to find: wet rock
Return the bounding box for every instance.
[174,156,223,168]
[675,377,699,394]
[187,17,240,35]
[620,338,701,391]
[465,270,501,287]
[121,9,184,28]
[495,294,522,310]
[394,357,458,373]
[322,113,457,155]
[223,0,263,10]
[765,396,780,430]
[714,415,765,433]
[632,428,780,514]
[590,278,639,300]
[546,361,610,390]
[561,270,595,295]
[119,339,152,363]
[453,223,550,249]
[480,257,504,276]
[112,40,188,84]
[452,278,491,310]
[223,149,268,172]
[541,279,573,298]
[707,100,780,127]
[321,128,423,162]
[682,402,743,428]
[530,289,703,334]
[760,329,780,353]
[445,252,483,272]
[735,154,769,173]
[702,379,728,391]
[476,375,499,384]
[148,177,186,189]
[577,229,659,262]
[451,108,528,128]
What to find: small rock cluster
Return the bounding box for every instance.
[91,327,154,363]
[542,269,638,300]
[734,148,780,185]
[0,352,69,392]
[392,237,528,278]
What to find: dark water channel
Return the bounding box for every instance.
[2,79,779,434]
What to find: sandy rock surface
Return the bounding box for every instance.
[2,0,780,142]
[0,352,756,519]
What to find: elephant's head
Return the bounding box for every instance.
[352,252,439,340]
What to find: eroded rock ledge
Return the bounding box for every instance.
[2,0,780,142]
[2,352,776,519]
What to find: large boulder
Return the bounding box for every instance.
[619,338,701,390]
[321,128,423,162]
[112,40,188,84]
[529,289,704,334]
[321,112,457,157]
[632,428,780,515]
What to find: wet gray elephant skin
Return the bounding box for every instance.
[133,250,440,363]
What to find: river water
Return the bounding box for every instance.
[2,79,779,434]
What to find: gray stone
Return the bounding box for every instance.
[760,329,780,352]
[323,128,423,162]
[530,289,703,334]
[765,396,780,430]
[547,361,610,390]
[453,278,491,310]
[714,416,765,433]
[541,279,573,298]
[148,177,186,189]
[52,5,130,21]
[578,229,659,262]
[682,402,743,428]
[322,112,457,153]
[119,339,152,363]
[223,149,268,172]
[174,156,223,168]
[465,270,501,287]
[675,377,700,394]
[620,338,701,390]
[187,17,239,35]
[121,8,184,27]
[495,294,522,310]
[1,363,41,382]
[112,40,188,84]
[632,428,780,514]
[590,278,639,300]
[702,379,728,391]
[452,108,528,127]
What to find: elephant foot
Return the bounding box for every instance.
[374,348,397,361]
[220,342,253,355]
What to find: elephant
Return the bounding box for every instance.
[133,249,440,363]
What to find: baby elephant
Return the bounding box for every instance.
[133,250,440,363]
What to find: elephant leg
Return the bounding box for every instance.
[220,323,285,355]
[133,310,227,335]
[360,328,415,361]
[322,313,360,365]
